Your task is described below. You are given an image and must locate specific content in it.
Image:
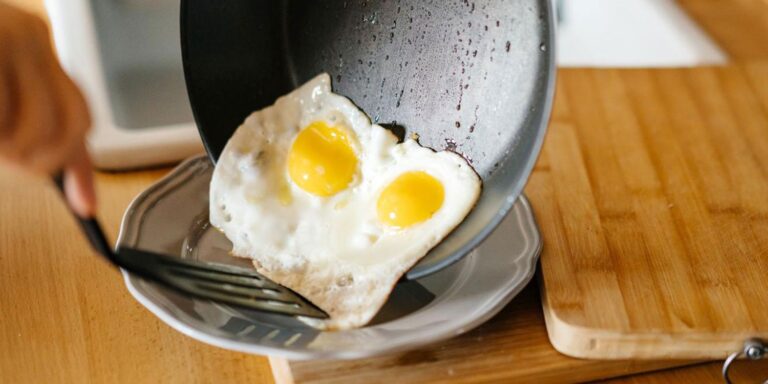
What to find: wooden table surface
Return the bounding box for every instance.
[1,0,767,383]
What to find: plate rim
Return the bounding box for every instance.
[118,155,542,360]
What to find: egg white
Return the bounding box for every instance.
[210,74,481,330]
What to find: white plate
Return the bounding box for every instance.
[118,155,542,360]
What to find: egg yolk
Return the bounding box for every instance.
[377,171,445,228]
[288,121,358,197]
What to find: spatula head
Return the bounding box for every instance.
[181,0,555,279]
[117,247,328,318]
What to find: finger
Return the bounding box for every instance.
[0,50,11,134]
[29,20,91,170]
[0,24,20,157]
[26,69,91,173]
[9,20,82,174]
[56,74,90,135]
[25,18,74,166]
[64,143,96,218]
[2,23,58,169]
[29,12,90,131]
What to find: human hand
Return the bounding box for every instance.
[0,3,95,217]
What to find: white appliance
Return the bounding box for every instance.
[557,0,727,67]
[45,0,203,170]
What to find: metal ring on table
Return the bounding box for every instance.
[722,338,767,384]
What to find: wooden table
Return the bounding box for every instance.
[1,0,767,383]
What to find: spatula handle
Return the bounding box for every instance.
[52,173,116,261]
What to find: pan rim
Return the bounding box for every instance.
[406,0,557,279]
[180,0,557,280]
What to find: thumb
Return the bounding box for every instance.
[64,143,96,218]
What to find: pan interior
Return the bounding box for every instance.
[181,0,554,278]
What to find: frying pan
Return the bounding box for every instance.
[180,0,555,280]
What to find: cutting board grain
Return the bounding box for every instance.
[536,0,768,359]
[269,287,689,384]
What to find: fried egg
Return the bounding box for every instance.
[210,74,481,330]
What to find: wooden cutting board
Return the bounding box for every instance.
[535,0,768,359]
[269,286,692,384]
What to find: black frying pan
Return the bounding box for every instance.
[181,0,555,279]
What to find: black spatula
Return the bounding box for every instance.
[53,174,327,318]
